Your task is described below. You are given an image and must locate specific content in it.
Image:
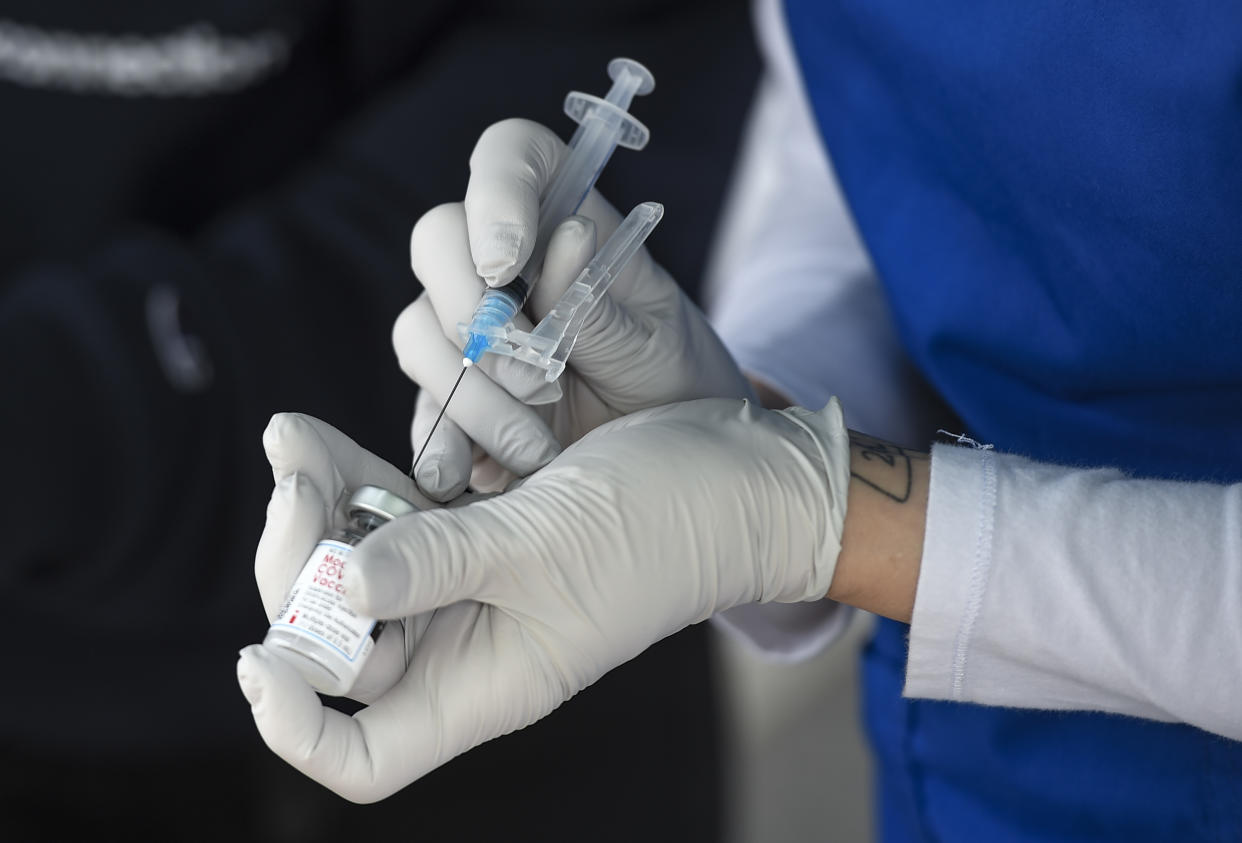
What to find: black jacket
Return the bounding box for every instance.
[1,0,754,839]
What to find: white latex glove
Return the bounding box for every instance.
[239,412,443,708]
[237,396,850,803]
[394,118,755,500]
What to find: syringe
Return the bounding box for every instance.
[459,57,655,368]
[410,58,656,481]
[412,202,664,480]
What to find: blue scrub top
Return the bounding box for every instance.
[784,1,1242,839]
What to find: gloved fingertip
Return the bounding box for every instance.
[413,458,442,493]
[415,459,469,503]
[474,222,524,284]
[480,268,515,287]
[552,215,594,246]
[236,644,270,706]
[262,412,313,471]
[261,418,284,468]
[530,216,597,316]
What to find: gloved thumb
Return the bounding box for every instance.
[344,501,515,619]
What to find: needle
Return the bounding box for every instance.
[409,364,468,481]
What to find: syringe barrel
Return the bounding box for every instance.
[519,112,623,291]
[473,283,522,326]
[489,111,617,309]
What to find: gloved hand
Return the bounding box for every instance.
[237,396,850,803]
[240,412,443,706]
[395,118,755,500]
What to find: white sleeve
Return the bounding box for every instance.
[907,442,1242,741]
[708,0,945,659]
[706,0,944,447]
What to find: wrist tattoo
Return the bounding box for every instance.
[848,432,927,504]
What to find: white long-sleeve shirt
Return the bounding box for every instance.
[707,0,1242,741]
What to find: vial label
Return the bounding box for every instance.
[270,539,378,663]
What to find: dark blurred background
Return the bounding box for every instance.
[0,1,758,839]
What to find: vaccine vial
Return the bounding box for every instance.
[263,485,420,696]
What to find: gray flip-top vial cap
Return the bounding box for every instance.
[348,485,420,521]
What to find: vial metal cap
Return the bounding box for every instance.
[348,485,420,522]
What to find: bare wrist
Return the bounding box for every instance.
[828,432,930,623]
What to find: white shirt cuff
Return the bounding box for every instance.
[904,442,997,701]
[713,601,853,662]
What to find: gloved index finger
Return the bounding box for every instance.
[410,387,472,502]
[254,472,330,620]
[409,206,540,368]
[393,296,562,478]
[465,119,567,286]
[263,412,435,513]
[410,204,488,347]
